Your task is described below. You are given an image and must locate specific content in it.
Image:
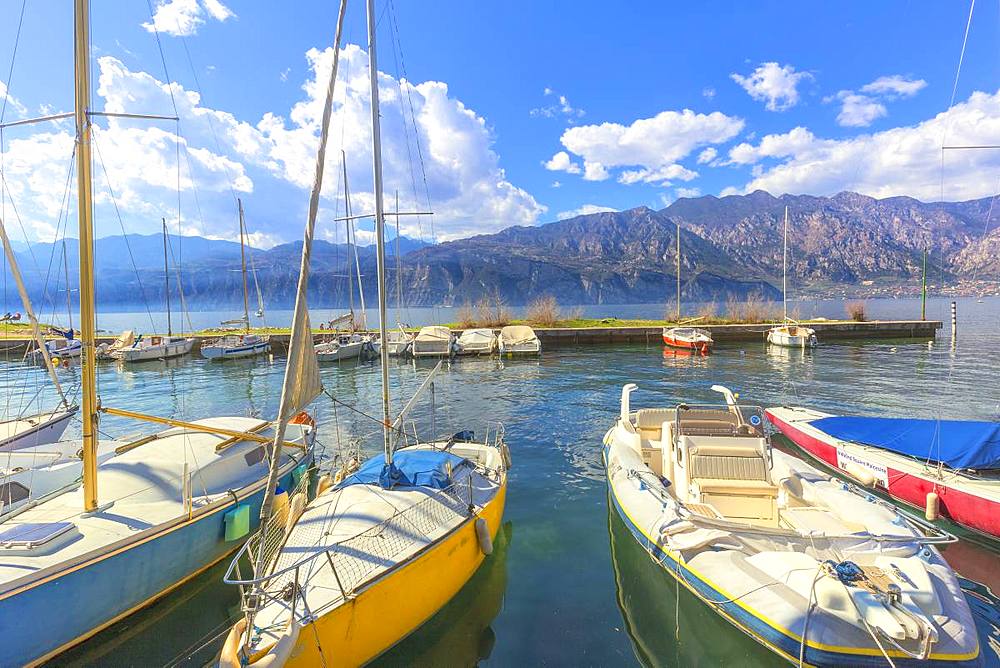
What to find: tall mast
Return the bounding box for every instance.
[782,206,788,322]
[675,222,681,321]
[62,239,73,330]
[367,0,393,464]
[352,218,367,329]
[237,198,250,333]
[395,189,402,322]
[75,0,99,511]
[342,153,355,327]
[162,218,172,336]
[921,247,927,321]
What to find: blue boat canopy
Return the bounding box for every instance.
[344,449,468,490]
[813,416,1000,470]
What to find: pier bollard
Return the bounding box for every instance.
[950,301,957,342]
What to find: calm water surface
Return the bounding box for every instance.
[2,297,998,666]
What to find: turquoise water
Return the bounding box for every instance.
[1,297,998,666]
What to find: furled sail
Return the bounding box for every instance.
[0,217,67,406]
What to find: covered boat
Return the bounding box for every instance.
[767,323,817,348]
[766,407,1000,540]
[96,329,136,360]
[498,325,541,354]
[605,384,979,666]
[662,326,713,353]
[456,327,496,355]
[412,326,455,357]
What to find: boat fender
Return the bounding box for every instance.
[218,618,247,668]
[317,473,333,495]
[475,517,493,555]
[843,461,876,487]
[251,618,301,668]
[286,493,306,534]
[925,492,939,521]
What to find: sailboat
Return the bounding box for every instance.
[220,4,509,664]
[662,221,713,353]
[0,218,78,451]
[117,220,195,362]
[202,199,271,360]
[767,206,817,348]
[0,5,315,663]
[315,154,370,362]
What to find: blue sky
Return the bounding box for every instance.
[1,1,999,248]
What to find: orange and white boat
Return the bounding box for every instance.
[662,327,713,353]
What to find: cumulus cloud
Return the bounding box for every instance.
[861,75,927,99]
[531,87,585,121]
[142,0,235,37]
[728,90,1000,201]
[697,147,717,164]
[556,204,617,219]
[833,91,887,127]
[731,62,812,111]
[555,108,742,184]
[543,150,581,174]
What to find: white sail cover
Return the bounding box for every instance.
[279,302,321,421]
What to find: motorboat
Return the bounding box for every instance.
[498,325,541,355]
[117,334,195,362]
[604,384,979,666]
[766,407,1000,540]
[767,323,818,348]
[29,334,82,360]
[456,328,496,355]
[201,333,270,360]
[412,326,455,357]
[662,326,713,353]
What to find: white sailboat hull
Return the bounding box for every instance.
[118,337,195,362]
[202,335,270,360]
[0,407,77,452]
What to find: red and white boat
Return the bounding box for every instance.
[661,327,713,353]
[766,406,1000,540]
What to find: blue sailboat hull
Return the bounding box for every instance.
[0,467,298,667]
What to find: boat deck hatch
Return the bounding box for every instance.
[0,521,74,549]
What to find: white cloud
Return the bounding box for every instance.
[551,180,561,188]
[0,81,27,118]
[556,204,617,219]
[675,187,701,199]
[861,75,927,99]
[833,91,887,127]
[730,89,1000,201]
[530,87,585,120]
[142,0,235,37]
[557,108,743,184]
[731,62,812,111]
[697,147,717,164]
[702,87,716,100]
[618,163,697,186]
[543,150,581,174]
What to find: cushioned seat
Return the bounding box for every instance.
[692,478,778,496]
[691,478,779,525]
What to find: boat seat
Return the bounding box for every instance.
[689,455,767,481]
[690,478,779,524]
[635,409,673,441]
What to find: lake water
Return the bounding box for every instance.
[2,296,998,666]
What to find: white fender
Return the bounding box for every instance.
[475,517,493,555]
[218,618,247,668]
[843,461,877,487]
[316,473,333,495]
[925,492,940,521]
[285,493,306,534]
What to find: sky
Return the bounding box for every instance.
[1,0,999,249]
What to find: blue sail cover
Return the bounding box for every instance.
[344,449,467,490]
[812,416,1000,470]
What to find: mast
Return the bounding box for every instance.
[921,247,927,320]
[782,206,788,322]
[342,153,355,328]
[162,219,172,336]
[75,0,99,511]
[367,0,393,464]
[675,221,681,321]
[62,239,73,330]
[237,198,250,333]
[395,190,402,322]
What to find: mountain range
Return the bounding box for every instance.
[4,190,998,312]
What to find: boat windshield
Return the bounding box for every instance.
[673,404,766,440]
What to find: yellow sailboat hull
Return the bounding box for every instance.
[276,480,507,667]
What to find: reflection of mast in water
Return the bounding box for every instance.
[373,522,512,667]
[607,500,774,667]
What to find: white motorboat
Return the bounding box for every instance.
[662,326,713,353]
[498,325,541,354]
[604,384,979,666]
[118,334,195,362]
[456,328,496,355]
[412,325,455,357]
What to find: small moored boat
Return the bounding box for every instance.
[766,406,1000,540]
[498,325,541,355]
[118,334,195,362]
[456,328,496,355]
[0,407,78,453]
[412,326,454,357]
[605,384,979,666]
[766,323,817,348]
[202,333,270,360]
[662,326,713,353]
